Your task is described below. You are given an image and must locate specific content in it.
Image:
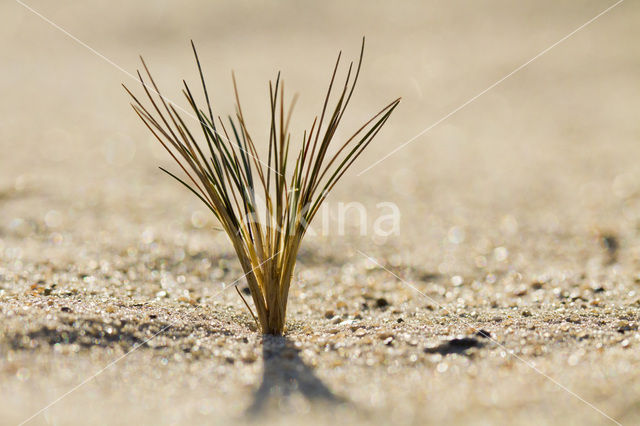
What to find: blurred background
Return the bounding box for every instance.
[2,0,639,247]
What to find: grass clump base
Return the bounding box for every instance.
[125,39,399,335]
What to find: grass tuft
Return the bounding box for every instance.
[124,38,400,335]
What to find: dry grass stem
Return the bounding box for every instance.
[124,38,400,335]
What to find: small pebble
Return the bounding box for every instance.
[531,281,544,290]
[425,337,483,355]
[375,298,389,308]
[475,329,491,338]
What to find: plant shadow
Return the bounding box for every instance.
[247,335,345,416]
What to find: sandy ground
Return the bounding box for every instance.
[2,1,640,424]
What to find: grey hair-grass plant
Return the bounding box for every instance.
[124,39,400,335]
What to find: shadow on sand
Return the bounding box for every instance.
[247,335,345,416]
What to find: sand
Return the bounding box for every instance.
[1,1,640,424]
